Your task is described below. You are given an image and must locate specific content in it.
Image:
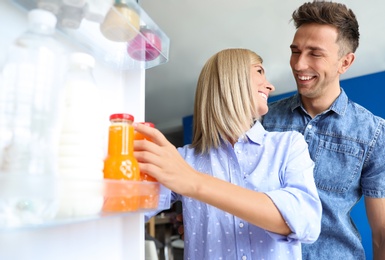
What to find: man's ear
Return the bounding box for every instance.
[338,52,355,74]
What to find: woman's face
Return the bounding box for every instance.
[250,64,275,117]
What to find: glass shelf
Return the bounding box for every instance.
[11,0,170,70]
[0,174,170,230]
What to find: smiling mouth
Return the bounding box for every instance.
[258,92,268,100]
[298,75,316,81]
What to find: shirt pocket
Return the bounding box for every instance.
[313,140,364,193]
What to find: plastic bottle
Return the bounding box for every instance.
[56,52,104,218]
[0,9,65,227]
[134,122,160,209]
[103,113,140,212]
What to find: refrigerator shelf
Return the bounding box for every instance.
[11,0,170,70]
[0,174,170,230]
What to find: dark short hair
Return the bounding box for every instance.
[292,1,359,55]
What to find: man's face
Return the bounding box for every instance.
[289,23,345,99]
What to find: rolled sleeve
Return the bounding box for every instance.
[265,133,322,243]
[361,119,385,198]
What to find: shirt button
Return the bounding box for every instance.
[307,125,312,129]
[242,256,247,260]
[239,222,244,228]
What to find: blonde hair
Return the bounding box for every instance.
[190,48,263,154]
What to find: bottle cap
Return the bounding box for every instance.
[63,0,86,8]
[37,0,60,14]
[28,9,57,29]
[110,113,134,122]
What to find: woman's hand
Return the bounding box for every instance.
[133,123,200,196]
[133,124,291,235]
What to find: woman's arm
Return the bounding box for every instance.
[133,123,291,235]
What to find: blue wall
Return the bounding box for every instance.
[183,115,193,145]
[183,71,385,259]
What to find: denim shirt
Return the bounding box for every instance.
[262,88,385,260]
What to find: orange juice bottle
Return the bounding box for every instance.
[103,113,140,212]
[134,122,160,209]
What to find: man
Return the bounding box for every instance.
[262,1,385,260]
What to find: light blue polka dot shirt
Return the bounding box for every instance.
[154,121,322,260]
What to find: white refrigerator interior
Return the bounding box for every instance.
[0,0,169,259]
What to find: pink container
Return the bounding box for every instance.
[127,27,162,61]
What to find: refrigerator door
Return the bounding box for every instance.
[0,0,170,259]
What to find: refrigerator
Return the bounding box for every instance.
[0,0,170,259]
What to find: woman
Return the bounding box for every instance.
[134,48,322,259]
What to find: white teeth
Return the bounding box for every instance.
[298,75,313,80]
[259,92,267,100]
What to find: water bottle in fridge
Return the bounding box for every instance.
[0,8,66,227]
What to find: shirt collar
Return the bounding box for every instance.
[290,88,348,116]
[244,120,266,145]
[290,93,302,112]
[329,88,348,116]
